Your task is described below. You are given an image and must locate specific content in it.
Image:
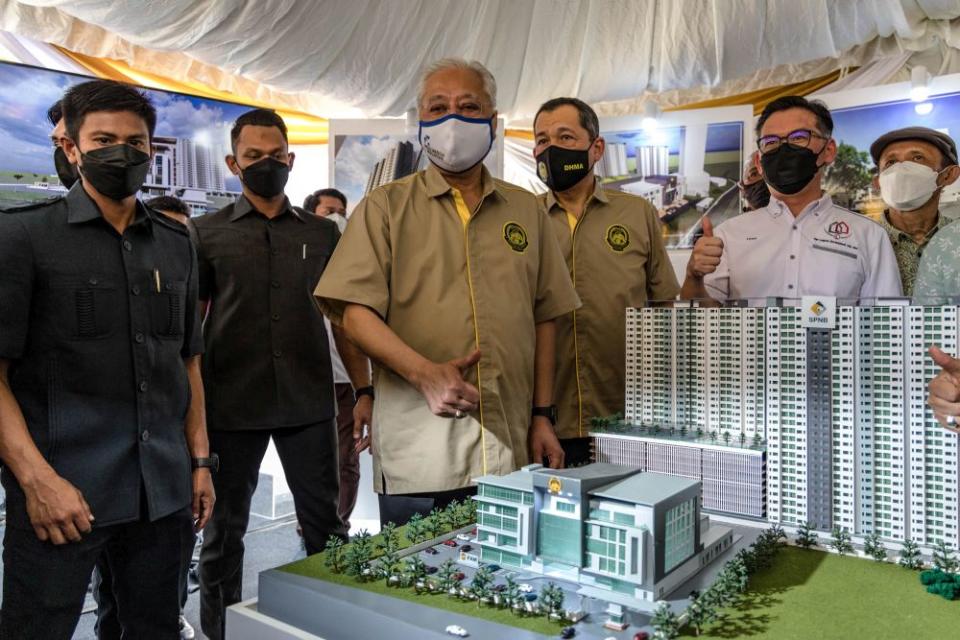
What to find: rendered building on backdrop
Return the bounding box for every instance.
[592,299,960,549]
[472,463,733,611]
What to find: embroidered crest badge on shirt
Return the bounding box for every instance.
[503,221,529,253]
[605,224,630,252]
[826,220,851,240]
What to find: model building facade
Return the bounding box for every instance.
[594,301,960,548]
[472,463,733,605]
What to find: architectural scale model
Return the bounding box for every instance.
[471,463,734,615]
[593,298,960,550]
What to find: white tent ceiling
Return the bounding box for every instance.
[2,0,960,120]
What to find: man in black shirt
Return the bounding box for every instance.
[0,80,214,639]
[194,109,367,640]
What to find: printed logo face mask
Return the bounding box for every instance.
[419,114,493,173]
[240,157,290,198]
[536,145,593,192]
[760,144,823,195]
[54,147,79,190]
[878,161,947,212]
[78,144,151,200]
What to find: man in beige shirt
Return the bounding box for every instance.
[533,97,680,464]
[314,59,580,526]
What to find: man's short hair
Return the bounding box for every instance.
[61,80,157,144]
[755,96,834,138]
[230,108,288,154]
[417,58,497,110]
[145,195,189,217]
[534,97,600,142]
[47,100,63,127]
[303,188,348,212]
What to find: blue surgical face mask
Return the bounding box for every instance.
[419,114,493,173]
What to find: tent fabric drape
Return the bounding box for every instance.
[54,45,329,145]
[3,0,960,120]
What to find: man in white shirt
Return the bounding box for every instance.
[682,96,902,302]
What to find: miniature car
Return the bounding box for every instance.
[519,583,534,593]
[425,565,439,574]
[633,633,649,640]
[456,533,471,541]
[524,592,538,601]
[492,584,507,592]
[560,627,576,639]
[452,571,466,581]
[424,547,439,555]
[443,539,458,547]
[486,563,501,572]
[461,544,473,552]
[445,624,469,637]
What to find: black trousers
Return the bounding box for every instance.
[91,533,193,638]
[377,486,477,528]
[199,421,344,640]
[0,506,194,640]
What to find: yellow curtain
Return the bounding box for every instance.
[54,46,329,145]
[664,69,850,116]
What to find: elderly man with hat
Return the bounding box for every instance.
[870,126,960,297]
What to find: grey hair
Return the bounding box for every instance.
[417,58,497,110]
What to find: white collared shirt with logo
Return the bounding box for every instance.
[704,194,903,302]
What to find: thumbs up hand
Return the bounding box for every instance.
[687,216,724,279]
[928,345,960,434]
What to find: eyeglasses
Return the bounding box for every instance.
[757,129,829,154]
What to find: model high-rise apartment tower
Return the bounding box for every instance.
[594,299,959,549]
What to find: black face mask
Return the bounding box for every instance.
[760,144,823,195]
[78,144,151,200]
[741,180,770,211]
[54,147,79,190]
[536,145,592,193]
[239,157,289,198]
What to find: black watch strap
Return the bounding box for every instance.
[192,454,219,472]
[354,385,374,402]
[532,405,558,426]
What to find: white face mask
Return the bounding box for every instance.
[878,161,946,212]
[419,114,493,173]
[326,212,347,233]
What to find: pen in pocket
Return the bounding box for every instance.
[153,268,161,293]
[303,244,306,260]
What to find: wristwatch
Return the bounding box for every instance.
[354,385,374,402]
[192,454,220,472]
[532,405,558,426]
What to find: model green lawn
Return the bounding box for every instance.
[278,519,568,637]
[678,545,958,639]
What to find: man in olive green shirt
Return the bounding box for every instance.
[314,59,580,526]
[533,97,680,465]
[870,126,960,297]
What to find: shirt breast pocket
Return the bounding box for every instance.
[49,275,121,341]
[810,243,863,294]
[150,280,187,339]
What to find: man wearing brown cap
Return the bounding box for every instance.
[870,126,960,297]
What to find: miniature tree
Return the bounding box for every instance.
[437,558,459,595]
[709,430,718,443]
[932,539,958,574]
[540,582,565,619]
[830,526,854,556]
[722,430,732,446]
[503,574,522,613]
[696,427,705,440]
[406,512,426,544]
[425,508,443,538]
[469,566,494,607]
[768,524,787,546]
[739,432,747,446]
[650,601,680,640]
[323,535,345,573]
[795,521,818,549]
[898,538,924,570]
[751,432,763,448]
[863,532,887,562]
[685,591,718,637]
[679,425,688,438]
[344,529,374,579]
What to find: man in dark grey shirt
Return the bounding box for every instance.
[193,109,367,640]
[0,80,214,639]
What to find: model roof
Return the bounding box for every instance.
[590,471,699,506]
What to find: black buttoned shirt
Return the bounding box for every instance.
[0,186,203,527]
[192,196,339,431]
